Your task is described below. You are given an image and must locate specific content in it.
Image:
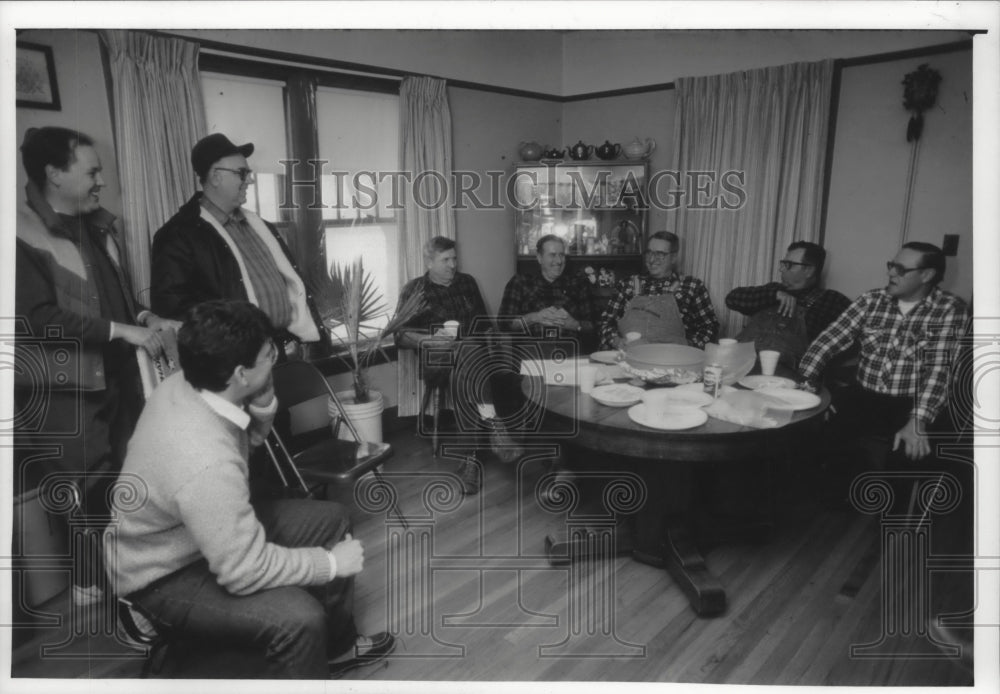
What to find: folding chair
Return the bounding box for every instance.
[267,359,407,527]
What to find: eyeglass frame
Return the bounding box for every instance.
[213,166,255,183]
[886,261,926,276]
[778,260,813,271]
[644,249,678,260]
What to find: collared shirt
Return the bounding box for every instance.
[725,282,852,340]
[599,272,719,349]
[200,197,293,329]
[397,272,490,335]
[498,269,596,335]
[798,286,969,425]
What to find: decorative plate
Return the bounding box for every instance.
[589,350,622,365]
[756,387,822,411]
[627,404,708,431]
[589,383,645,407]
[738,375,796,390]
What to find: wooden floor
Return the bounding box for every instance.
[10,419,976,685]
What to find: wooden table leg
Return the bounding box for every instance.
[662,523,727,617]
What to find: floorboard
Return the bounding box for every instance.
[10,419,975,685]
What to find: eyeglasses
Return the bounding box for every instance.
[644,250,677,260]
[214,166,255,183]
[778,260,813,271]
[886,261,925,276]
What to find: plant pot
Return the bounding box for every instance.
[329,389,384,444]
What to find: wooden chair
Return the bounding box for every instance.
[267,359,406,527]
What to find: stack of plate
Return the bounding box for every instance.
[627,385,711,431]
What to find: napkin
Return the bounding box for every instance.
[704,391,793,429]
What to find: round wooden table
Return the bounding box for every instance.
[523,373,830,616]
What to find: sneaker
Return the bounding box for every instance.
[456,457,480,496]
[72,584,105,607]
[329,631,396,678]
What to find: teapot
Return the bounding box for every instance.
[623,137,656,160]
[518,141,543,162]
[595,140,621,160]
[542,147,565,160]
[567,140,594,161]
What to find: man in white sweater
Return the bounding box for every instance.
[104,300,394,678]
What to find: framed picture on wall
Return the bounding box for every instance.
[16,41,61,110]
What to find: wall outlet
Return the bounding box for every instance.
[942,234,959,256]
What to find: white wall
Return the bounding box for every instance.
[174,29,565,95]
[824,49,973,302]
[561,30,971,95]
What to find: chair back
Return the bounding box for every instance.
[270,359,364,445]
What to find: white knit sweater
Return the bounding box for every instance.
[104,372,332,597]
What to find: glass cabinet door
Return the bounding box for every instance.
[513,162,647,257]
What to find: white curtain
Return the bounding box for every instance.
[667,60,834,337]
[397,76,455,416]
[100,30,207,304]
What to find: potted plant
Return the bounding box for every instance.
[309,250,425,442]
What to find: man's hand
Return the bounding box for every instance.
[116,323,167,357]
[893,418,931,460]
[331,533,364,577]
[552,307,580,331]
[249,375,275,409]
[145,313,182,333]
[528,306,565,327]
[775,290,798,317]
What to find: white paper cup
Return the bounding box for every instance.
[442,320,460,338]
[579,365,598,394]
[759,350,780,376]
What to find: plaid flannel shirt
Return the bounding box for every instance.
[724,282,851,340]
[498,270,596,335]
[397,272,490,335]
[599,273,719,349]
[798,287,969,425]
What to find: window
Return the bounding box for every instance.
[199,62,402,344]
[201,72,288,226]
[317,87,400,326]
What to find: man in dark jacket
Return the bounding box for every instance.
[151,133,326,355]
[15,126,176,606]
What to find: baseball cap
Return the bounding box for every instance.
[191,133,254,179]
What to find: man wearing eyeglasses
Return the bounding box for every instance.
[726,241,851,367]
[599,231,719,349]
[151,133,326,357]
[797,242,969,461]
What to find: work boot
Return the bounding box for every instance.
[456,456,480,496]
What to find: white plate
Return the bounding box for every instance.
[674,382,737,396]
[738,375,796,390]
[641,388,714,408]
[756,387,822,411]
[627,403,708,430]
[589,384,645,407]
[590,350,622,365]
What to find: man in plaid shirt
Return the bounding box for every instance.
[798,242,969,461]
[599,231,718,349]
[725,241,851,341]
[397,236,515,495]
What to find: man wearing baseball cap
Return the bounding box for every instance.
[151,133,326,355]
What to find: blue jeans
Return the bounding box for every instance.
[129,499,357,679]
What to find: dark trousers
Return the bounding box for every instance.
[128,499,357,679]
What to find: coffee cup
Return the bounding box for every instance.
[578,365,598,394]
[759,350,780,376]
